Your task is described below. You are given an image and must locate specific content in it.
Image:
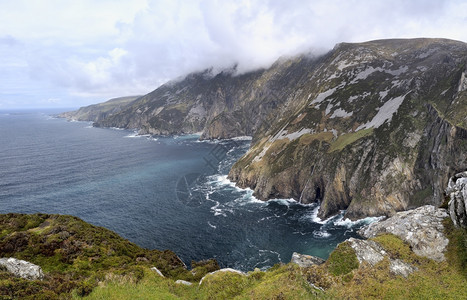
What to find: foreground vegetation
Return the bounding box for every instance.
[1,213,466,299]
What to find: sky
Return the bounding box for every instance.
[0,0,466,109]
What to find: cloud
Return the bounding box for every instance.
[0,0,466,108]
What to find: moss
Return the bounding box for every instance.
[325,242,359,276]
[410,187,433,207]
[328,128,373,152]
[444,218,467,278]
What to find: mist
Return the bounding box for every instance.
[1,0,466,109]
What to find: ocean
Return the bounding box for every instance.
[0,110,377,270]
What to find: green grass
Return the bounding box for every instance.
[328,128,373,152]
[3,213,467,299]
[82,264,315,300]
[325,242,359,276]
[0,214,217,299]
[326,224,467,299]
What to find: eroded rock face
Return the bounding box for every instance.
[358,205,449,262]
[229,39,467,220]
[291,252,325,268]
[446,171,467,228]
[0,257,44,280]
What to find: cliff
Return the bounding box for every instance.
[229,38,467,219]
[58,96,140,123]
[63,38,467,220]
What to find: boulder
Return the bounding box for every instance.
[358,205,449,262]
[346,238,416,278]
[175,279,193,286]
[150,266,165,277]
[291,252,325,268]
[0,257,44,280]
[446,171,467,228]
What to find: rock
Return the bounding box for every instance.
[291,252,325,267]
[358,205,449,262]
[346,238,416,278]
[389,259,417,278]
[0,257,44,280]
[446,171,467,228]
[175,280,193,286]
[199,268,246,285]
[347,238,387,266]
[150,267,164,277]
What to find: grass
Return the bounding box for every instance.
[81,264,315,300]
[0,214,217,299]
[2,213,467,299]
[326,224,467,299]
[324,242,359,276]
[328,128,373,152]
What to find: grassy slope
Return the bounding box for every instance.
[1,213,466,299]
[0,214,218,299]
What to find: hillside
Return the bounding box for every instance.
[59,96,140,123]
[67,38,467,220]
[229,38,467,219]
[1,208,466,299]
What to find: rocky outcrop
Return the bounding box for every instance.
[446,171,467,228]
[358,205,449,261]
[0,257,44,280]
[346,238,417,278]
[291,252,325,268]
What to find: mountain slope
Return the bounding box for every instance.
[229,38,467,219]
[70,38,467,219]
[92,56,323,138]
[59,96,140,122]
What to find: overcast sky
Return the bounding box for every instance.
[1,0,466,109]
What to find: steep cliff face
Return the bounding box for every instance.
[93,56,322,139]
[228,38,467,219]
[70,38,467,220]
[59,96,140,122]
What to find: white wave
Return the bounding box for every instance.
[309,204,338,224]
[207,221,217,229]
[124,132,139,138]
[230,136,253,141]
[85,125,93,129]
[334,215,385,228]
[110,127,124,130]
[267,198,296,206]
[313,230,331,238]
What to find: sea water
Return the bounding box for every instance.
[0,110,377,270]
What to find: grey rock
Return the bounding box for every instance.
[358,205,449,262]
[346,238,417,278]
[150,266,165,277]
[389,259,417,278]
[291,252,325,268]
[0,257,44,280]
[175,279,193,286]
[347,238,387,266]
[446,171,467,228]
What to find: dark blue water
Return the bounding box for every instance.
[0,110,376,270]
